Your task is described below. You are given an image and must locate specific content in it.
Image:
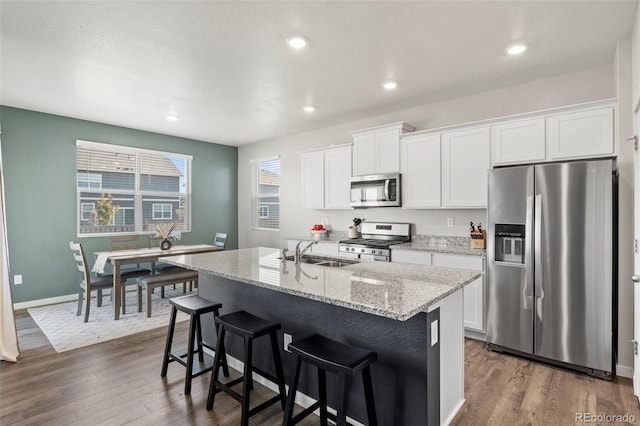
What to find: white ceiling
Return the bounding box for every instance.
[0,1,637,146]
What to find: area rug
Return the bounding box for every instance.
[28,288,189,353]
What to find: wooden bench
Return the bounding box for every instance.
[137,269,198,317]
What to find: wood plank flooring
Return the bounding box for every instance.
[451,339,640,425]
[2,311,640,425]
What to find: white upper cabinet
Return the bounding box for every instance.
[300,144,352,210]
[442,127,491,208]
[301,151,325,209]
[324,146,352,209]
[547,107,614,160]
[350,122,415,176]
[491,118,546,165]
[400,134,441,208]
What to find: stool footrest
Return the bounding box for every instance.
[251,366,279,385]
[168,350,215,377]
[248,394,282,416]
[291,401,321,425]
[216,380,244,404]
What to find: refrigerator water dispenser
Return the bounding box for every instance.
[494,224,525,264]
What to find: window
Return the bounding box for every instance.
[251,156,280,231]
[77,173,102,189]
[152,203,173,220]
[76,140,192,236]
[80,203,95,221]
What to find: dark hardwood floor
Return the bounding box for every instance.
[2,311,639,425]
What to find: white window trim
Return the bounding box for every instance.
[80,203,95,220]
[152,203,173,220]
[76,140,191,237]
[251,155,280,232]
[77,172,103,189]
[258,205,269,218]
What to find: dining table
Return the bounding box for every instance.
[92,244,220,320]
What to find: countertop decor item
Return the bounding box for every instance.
[349,217,362,239]
[154,223,180,250]
[469,222,486,249]
[310,224,327,241]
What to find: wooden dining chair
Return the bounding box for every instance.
[69,241,124,323]
[213,232,227,249]
[147,234,190,294]
[109,235,152,313]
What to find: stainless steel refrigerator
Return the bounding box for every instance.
[486,159,616,378]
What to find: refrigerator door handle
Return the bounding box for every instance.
[534,194,544,320]
[523,195,534,310]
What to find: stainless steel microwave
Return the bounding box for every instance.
[350,173,401,208]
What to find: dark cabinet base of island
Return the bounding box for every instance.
[198,274,464,426]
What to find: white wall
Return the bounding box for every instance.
[615,36,634,374]
[238,65,614,250]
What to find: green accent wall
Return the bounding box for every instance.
[0,106,238,304]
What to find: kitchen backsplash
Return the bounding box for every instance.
[412,235,471,247]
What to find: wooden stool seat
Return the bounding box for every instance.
[284,334,378,426]
[206,310,287,426]
[160,295,229,395]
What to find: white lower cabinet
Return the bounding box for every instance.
[391,249,432,265]
[391,250,485,337]
[431,253,484,334]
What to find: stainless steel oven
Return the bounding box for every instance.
[350,173,401,208]
[338,222,410,261]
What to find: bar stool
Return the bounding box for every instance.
[206,310,287,426]
[161,294,229,395]
[283,334,378,426]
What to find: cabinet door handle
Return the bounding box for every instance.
[632,275,640,283]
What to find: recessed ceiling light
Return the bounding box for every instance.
[383,81,398,90]
[287,36,307,49]
[167,114,179,121]
[507,44,527,55]
[303,106,316,112]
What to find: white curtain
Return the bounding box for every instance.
[0,131,19,362]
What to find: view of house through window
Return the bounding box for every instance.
[252,156,280,230]
[76,140,192,236]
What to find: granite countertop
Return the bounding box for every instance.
[393,241,486,257]
[286,234,486,257]
[286,234,346,244]
[163,247,479,322]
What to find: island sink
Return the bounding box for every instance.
[282,254,359,267]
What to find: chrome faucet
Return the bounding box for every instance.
[295,240,317,264]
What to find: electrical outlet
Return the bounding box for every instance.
[283,333,292,353]
[14,275,22,285]
[447,217,455,228]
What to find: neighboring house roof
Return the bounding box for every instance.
[259,169,279,185]
[77,148,183,177]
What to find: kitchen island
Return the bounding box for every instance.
[164,247,479,425]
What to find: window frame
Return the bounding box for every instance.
[152,203,173,220]
[80,202,95,221]
[258,205,269,218]
[76,140,192,237]
[251,155,280,232]
[77,172,102,189]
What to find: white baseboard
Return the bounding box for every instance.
[617,364,633,379]
[443,398,465,426]
[13,294,78,310]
